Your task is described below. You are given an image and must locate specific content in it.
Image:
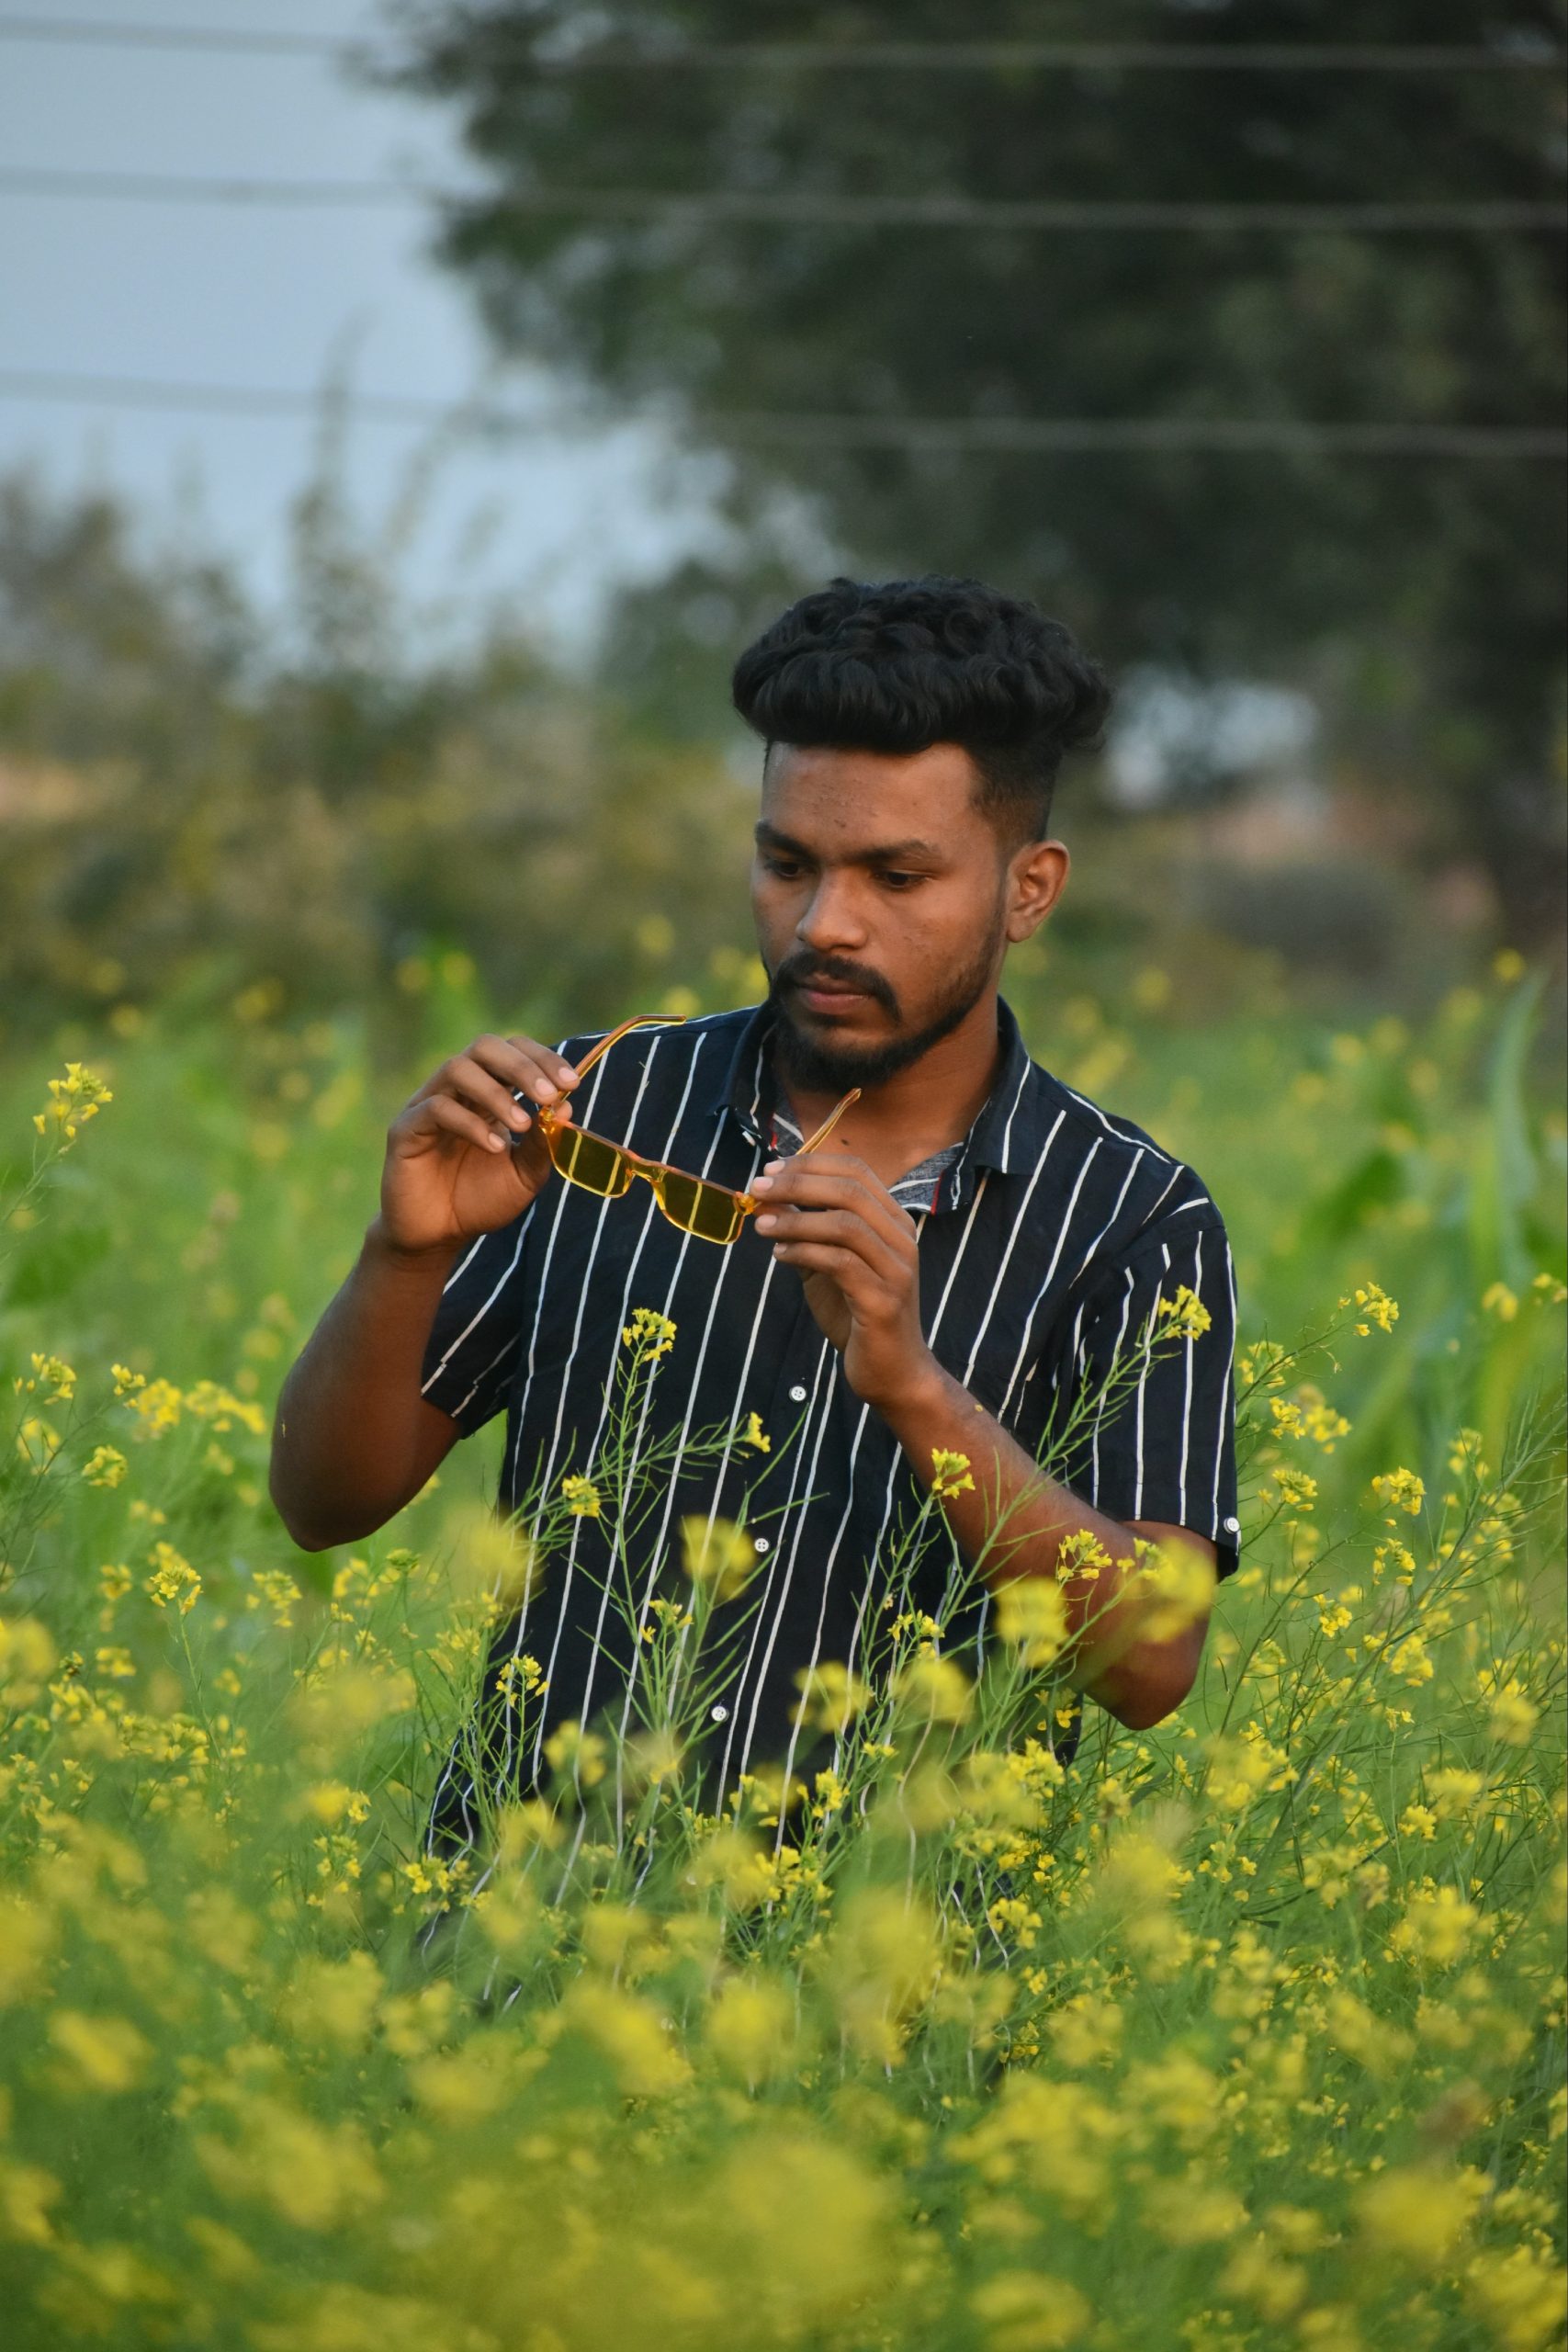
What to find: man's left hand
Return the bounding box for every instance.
[750,1150,935,1413]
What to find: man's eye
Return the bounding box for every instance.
[761,855,805,879]
[879,870,922,890]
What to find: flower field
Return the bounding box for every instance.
[0,960,1563,2352]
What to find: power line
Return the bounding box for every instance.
[1,369,1562,458]
[0,13,352,56]
[0,17,1561,72]
[1,168,1560,234]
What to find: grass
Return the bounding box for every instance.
[0,954,1562,2352]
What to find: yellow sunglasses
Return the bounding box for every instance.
[536,1014,858,1245]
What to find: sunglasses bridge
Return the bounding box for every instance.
[540,1120,751,1244]
[534,1014,859,1247]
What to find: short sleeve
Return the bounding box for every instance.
[420,1210,536,1435]
[1056,1214,1240,1579]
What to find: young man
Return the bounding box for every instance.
[271,575,1239,1848]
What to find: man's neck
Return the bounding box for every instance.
[773,991,1005,1191]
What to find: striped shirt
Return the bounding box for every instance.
[420,999,1239,1843]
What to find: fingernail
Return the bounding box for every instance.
[487,1134,504,1152]
[534,1081,558,1101]
[558,1066,580,1085]
[763,1159,784,1174]
[754,1214,776,1233]
[751,1174,773,1193]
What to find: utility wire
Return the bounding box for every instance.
[0,13,355,56]
[1,370,1562,458]
[0,17,1561,72]
[1,168,1560,234]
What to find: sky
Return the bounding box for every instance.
[0,3,1321,782]
[0,1,717,652]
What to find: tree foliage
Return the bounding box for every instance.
[0,472,757,1035]
[396,0,1567,935]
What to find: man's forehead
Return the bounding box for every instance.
[758,741,985,851]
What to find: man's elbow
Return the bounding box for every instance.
[266,1446,365,1555]
[1093,1623,1208,1731]
[267,1465,340,1554]
[1101,1666,1195,1732]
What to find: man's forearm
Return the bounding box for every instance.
[873,1359,1204,1724]
[269,1223,460,1550]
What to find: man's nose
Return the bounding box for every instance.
[795,873,869,954]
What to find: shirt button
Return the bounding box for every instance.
[1224,1516,1240,1534]
[753,1536,772,1555]
[788,1384,807,1403]
[710,1703,728,1723]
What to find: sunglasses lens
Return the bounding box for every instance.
[548,1125,633,1197]
[655,1171,745,1244]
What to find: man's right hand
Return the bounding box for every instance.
[375,1033,583,1258]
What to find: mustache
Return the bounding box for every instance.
[771,951,899,1016]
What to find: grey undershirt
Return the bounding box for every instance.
[771,1109,964,1212]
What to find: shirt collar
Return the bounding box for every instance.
[714,996,1044,1211]
[718,1001,779,1147]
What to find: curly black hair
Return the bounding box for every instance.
[731,574,1111,841]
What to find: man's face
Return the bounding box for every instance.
[750,742,1061,1091]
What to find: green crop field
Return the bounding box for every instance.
[0,955,1562,2352]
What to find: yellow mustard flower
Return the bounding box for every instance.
[930,1447,976,1501]
[0,1616,58,1712]
[1356,2162,1486,2268]
[81,1444,129,1489]
[1484,1682,1539,1747]
[621,1306,678,1359]
[31,1062,113,1148]
[1339,1280,1400,1335]
[682,1514,758,1602]
[793,1660,870,1734]
[1054,1527,1113,1584]
[1371,1467,1426,1518]
[47,2008,152,2094]
[16,1352,76,1404]
[1156,1283,1212,1340]
[544,1718,608,1790]
[124,1378,184,1435]
[144,1542,201,1615]
[1391,1884,1479,1968]
[992,1575,1067,1669]
[559,1473,601,1519]
[246,1568,302,1629]
[892,1652,973,1725]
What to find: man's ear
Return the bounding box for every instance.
[1006,838,1069,944]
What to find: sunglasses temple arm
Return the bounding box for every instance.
[568,1012,686,1083]
[799,1087,862,1156]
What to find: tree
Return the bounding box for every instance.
[394,0,1567,940]
[0,473,757,1032]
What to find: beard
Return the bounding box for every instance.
[767,928,1001,1095]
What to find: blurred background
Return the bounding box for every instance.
[2,0,1564,1043]
[0,0,1563,1546]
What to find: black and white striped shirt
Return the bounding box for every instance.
[421,1000,1239,1838]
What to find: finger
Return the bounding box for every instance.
[752,1165,915,1246]
[757,1208,909,1284]
[411,1035,572,1114]
[408,1054,523,1120]
[437,1054,539,1135]
[395,1092,513,1158]
[477,1033,583,1102]
[756,1148,882,1187]
[768,1238,894,1295]
[754,1150,908,1213]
